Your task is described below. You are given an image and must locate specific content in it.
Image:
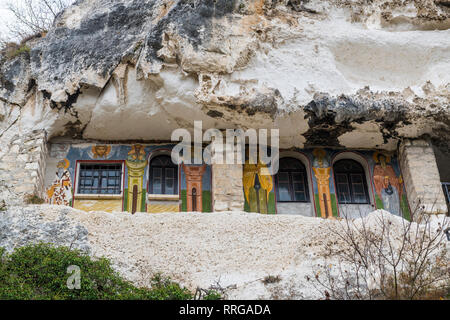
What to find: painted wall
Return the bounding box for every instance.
[45,143,212,213]
[45,142,410,219]
[243,148,411,219]
[285,148,410,219]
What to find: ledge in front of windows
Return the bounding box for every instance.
[74,194,123,200]
[147,194,179,201]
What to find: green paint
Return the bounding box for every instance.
[140,189,146,212]
[180,190,211,212]
[69,188,73,207]
[202,190,211,212]
[375,194,384,210]
[123,188,128,211]
[248,188,257,212]
[267,192,276,214]
[244,196,250,212]
[181,190,187,212]
[401,194,411,221]
[330,194,338,217]
[314,194,320,217]
[244,187,272,214]
[312,193,338,217]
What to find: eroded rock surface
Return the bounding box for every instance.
[0,205,447,299]
[0,0,449,207]
[0,0,448,148]
[0,205,90,254]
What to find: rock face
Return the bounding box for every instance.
[0,205,447,299]
[0,205,90,254]
[1,0,449,144]
[0,1,449,206]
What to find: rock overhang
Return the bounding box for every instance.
[0,0,448,152]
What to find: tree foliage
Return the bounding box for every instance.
[0,243,196,300]
[2,0,73,43]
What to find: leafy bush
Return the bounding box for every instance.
[24,194,45,204]
[201,290,223,300]
[0,243,196,300]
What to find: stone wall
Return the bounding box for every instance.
[211,141,244,212]
[0,130,48,206]
[212,163,244,211]
[399,139,448,216]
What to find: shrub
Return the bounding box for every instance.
[306,210,449,300]
[201,290,223,300]
[262,275,281,285]
[24,194,45,205]
[4,44,31,59]
[0,200,6,211]
[0,243,196,300]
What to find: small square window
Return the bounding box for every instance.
[78,163,122,195]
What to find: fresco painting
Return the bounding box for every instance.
[180,164,212,213]
[126,145,147,214]
[44,143,410,219]
[242,148,411,219]
[372,152,403,216]
[45,159,73,206]
[73,199,123,212]
[243,159,275,214]
[45,144,212,214]
[312,148,334,218]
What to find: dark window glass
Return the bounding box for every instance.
[78,163,122,195]
[275,157,310,202]
[443,183,450,204]
[149,156,178,195]
[333,159,370,204]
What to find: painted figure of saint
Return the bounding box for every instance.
[373,152,402,216]
[127,144,146,162]
[312,148,333,218]
[46,159,73,206]
[89,145,112,159]
[243,159,273,214]
[126,144,147,213]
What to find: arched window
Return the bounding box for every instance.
[333,159,370,204]
[275,157,310,202]
[149,155,178,195]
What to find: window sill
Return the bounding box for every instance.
[147,194,179,201]
[74,194,123,200]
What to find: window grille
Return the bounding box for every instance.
[77,163,122,195]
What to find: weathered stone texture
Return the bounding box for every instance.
[0,130,48,206]
[212,161,245,211]
[0,205,89,253]
[399,139,448,216]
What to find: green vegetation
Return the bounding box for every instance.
[201,290,223,300]
[24,194,45,205]
[5,44,31,59]
[0,243,220,300]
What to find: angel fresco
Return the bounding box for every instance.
[373,152,403,216]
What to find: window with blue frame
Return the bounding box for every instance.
[77,163,122,195]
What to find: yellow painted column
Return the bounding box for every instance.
[126,144,147,214]
[312,148,333,219]
[313,167,333,218]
